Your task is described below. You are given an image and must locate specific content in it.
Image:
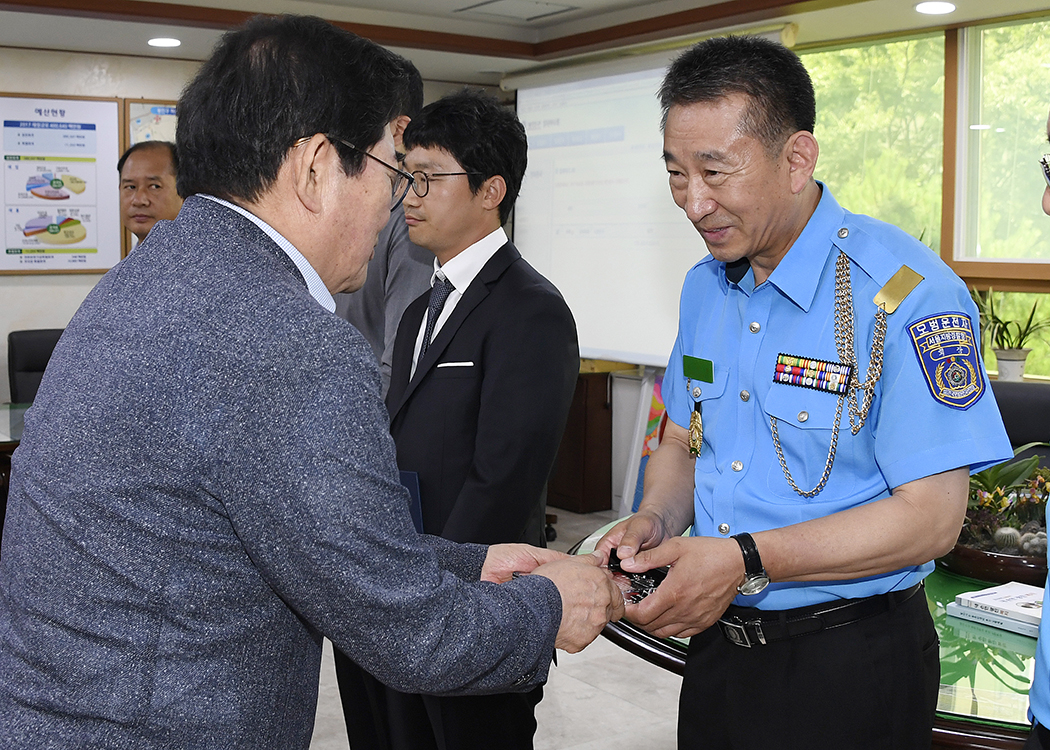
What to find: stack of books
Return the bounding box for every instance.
[946,581,1044,638]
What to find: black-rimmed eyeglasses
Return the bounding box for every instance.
[409,170,484,198]
[294,135,415,211]
[1041,154,1050,189]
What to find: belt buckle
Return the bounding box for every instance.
[718,617,765,648]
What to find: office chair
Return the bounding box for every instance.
[7,328,64,404]
[989,379,1050,468]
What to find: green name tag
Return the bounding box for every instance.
[683,355,713,383]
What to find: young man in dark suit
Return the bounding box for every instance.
[336,90,580,750]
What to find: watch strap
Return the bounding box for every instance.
[731,532,764,577]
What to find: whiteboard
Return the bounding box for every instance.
[1,95,121,274]
[515,67,706,367]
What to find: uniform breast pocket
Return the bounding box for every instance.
[762,385,856,502]
[684,366,729,458]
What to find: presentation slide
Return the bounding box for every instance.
[515,66,706,367]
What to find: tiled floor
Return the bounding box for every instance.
[310,507,682,750]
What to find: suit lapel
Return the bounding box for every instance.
[387,242,521,421]
[386,291,429,412]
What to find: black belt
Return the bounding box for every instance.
[716,582,923,648]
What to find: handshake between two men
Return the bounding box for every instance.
[483,509,719,653]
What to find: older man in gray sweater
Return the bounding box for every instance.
[0,16,622,750]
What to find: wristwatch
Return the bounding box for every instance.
[731,532,770,595]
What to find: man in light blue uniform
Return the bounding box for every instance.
[1022,109,1050,750]
[599,35,1011,750]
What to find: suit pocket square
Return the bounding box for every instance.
[436,361,474,368]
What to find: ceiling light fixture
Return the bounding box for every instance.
[915,2,956,14]
[148,37,182,48]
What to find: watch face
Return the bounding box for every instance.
[739,574,770,596]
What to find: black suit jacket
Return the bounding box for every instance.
[386,241,579,546]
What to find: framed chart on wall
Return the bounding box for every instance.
[0,94,122,275]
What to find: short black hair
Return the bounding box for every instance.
[176,14,403,203]
[393,55,424,121]
[117,141,178,175]
[403,89,526,225]
[660,35,816,155]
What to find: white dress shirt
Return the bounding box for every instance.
[409,226,507,379]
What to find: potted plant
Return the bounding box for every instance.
[972,288,1050,381]
[939,444,1050,585]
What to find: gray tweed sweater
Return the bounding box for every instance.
[0,196,561,749]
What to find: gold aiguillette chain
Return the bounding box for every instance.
[772,251,887,497]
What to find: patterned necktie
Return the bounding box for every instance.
[420,276,454,359]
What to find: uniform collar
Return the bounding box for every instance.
[763,182,845,313]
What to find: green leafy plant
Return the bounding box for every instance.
[972,288,1050,350]
[962,444,1050,554]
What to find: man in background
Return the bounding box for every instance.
[118,140,183,244]
[334,58,432,396]
[0,17,622,749]
[337,89,580,750]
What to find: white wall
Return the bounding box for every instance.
[0,47,201,402]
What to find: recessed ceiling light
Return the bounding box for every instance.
[915,2,955,14]
[148,37,182,48]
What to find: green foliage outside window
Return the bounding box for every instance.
[965,19,1050,377]
[960,18,1050,262]
[800,35,945,253]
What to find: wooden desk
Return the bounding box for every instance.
[574,521,1034,750]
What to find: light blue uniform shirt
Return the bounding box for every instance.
[663,184,1011,610]
[1029,508,1050,727]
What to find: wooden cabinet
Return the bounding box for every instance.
[547,373,612,513]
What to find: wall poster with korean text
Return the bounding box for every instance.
[1,94,121,274]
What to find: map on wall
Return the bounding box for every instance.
[1,96,120,273]
[127,101,176,145]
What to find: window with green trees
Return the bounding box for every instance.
[957,18,1050,263]
[957,18,1050,378]
[800,34,945,252]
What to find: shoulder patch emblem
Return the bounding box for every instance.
[907,312,983,410]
